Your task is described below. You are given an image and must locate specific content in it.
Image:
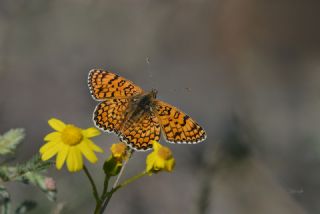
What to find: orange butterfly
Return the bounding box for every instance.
[88,69,206,151]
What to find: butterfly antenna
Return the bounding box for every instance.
[146,56,155,88]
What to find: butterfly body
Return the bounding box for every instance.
[88,69,206,151]
[127,89,157,120]
[119,90,157,133]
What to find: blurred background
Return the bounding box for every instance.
[0,0,319,213]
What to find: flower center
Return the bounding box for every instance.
[157,147,172,160]
[61,125,83,146]
[111,143,127,158]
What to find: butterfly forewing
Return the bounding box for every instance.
[154,100,206,144]
[88,69,143,100]
[119,112,161,150]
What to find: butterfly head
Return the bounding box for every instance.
[150,89,158,99]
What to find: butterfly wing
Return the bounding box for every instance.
[88,69,143,100]
[93,98,130,134]
[154,100,206,144]
[119,112,161,151]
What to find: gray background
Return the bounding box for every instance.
[0,0,319,213]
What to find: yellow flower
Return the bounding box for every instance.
[103,143,127,176]
[40,118,103,172]
[146,141,175,173]
[110,142,127,160]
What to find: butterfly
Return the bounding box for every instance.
[88,69,206,151]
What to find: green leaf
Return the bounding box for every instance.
[0,155,56,201]
[0,129,25,155]
[15,155,56,201]
[20,172,57,201]
[0,155,53,183]
[16,155,53,175]
[0,185,10,214]
[15,201,37,214]
[0,167,10,182]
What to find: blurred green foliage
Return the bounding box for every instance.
[0,129,25,155]
[0,129,56,213]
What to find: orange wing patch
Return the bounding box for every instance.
[93,98,129,134]
[155,100,206,144]
[119,112,161,151]
[88,69,143,100]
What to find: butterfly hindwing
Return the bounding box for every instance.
[88,69,143,100]
[93,98,129,134]
[154,100,206,144]
[119,112,161,151]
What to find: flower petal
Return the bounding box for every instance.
[56,144,69,170]
[154,158,165,170]
[165,158,175,172]
[40,141,58,154]
[44,132,61,142]
[146,153,156,172]
[48,118,66,132]
[84,138,103,153]
[82,128,101,138]
[67,147,76,172]
[73,148,83,171]
[66,147,84,172]
[41,142,61,161]
[152,141,161,151]
[78,142,98,163]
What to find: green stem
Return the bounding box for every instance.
[99,171,148,213]
[83,165,99,203]
[101,175,110,199]
[99,192,112,214]
[98,149,134,213]
[114,171,148,191]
